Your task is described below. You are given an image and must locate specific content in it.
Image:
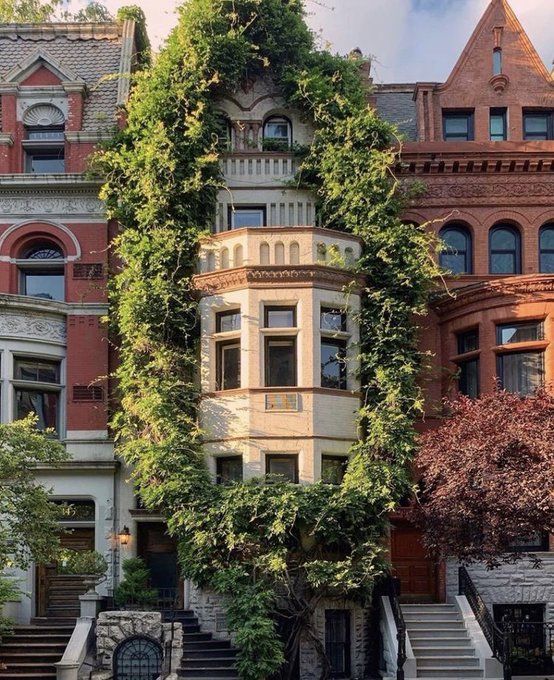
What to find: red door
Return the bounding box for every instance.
[390,523,437,602]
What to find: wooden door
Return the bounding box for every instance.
[137,523,182,608]
[390,523,437,602]
[36,528,95,618]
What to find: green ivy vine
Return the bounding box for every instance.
[99,1,439,677]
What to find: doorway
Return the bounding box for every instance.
[137,523,181,609]
[390,522,438,602]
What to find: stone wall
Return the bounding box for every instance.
[188,585,232,642]
[92,611,183,680]
[446,556,554,622]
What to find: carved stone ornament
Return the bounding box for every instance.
[23,103,65,127]
[489,73,509,94]
[0,193,104,218]
[0,311,66,343]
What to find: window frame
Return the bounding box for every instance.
[523,109,554,141]
[489,225,521,275]
[264,336,297,387]
[320,307,347,333]
[264,305,297,329]
[439,225,473,275]
[496,321,544,346]
[493,48,502,76]
[490,107,507,142]
[216,309,241,333]
[539,224,554,273]
[13,356,62,434]
[265,454,298,483]
[320,338,347,390]
[325,609,352,679]
[228,205,267,230]
[216,340,241,391]
[442,110,475,142]
[496,351,545,396]
[262,115,292,151]
[321,455,348,485]
[216,456,243,485]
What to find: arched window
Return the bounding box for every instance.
[23,104,65,173]
[220,247,229,270]
[113,636,162,680]
[316,243,327,263]
[439,225,472,275]
[260,242,270,265]
[19,241,65,301]
[206,251,216,272]
[233,244,243,267]
[275,241,285,265]
[539,224,554,273]
[215,112,232,151]
[489,225,521,275]
[263,116,292,151]
[289,241,300,265]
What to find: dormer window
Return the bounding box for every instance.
[493,48,502,75]
[263,116,292,151]
[22,104,65,173]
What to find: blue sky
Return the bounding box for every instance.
[97,0,552,83]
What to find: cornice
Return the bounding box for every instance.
[432,275,554,317]
[194,265,363,295]
[0,173,102,189]
[203,226,363,245]
[0,22,122,41]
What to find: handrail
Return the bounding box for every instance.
[381,576,407,680]
[458,566,512,680]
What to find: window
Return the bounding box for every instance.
[456,329,479,399]
[25,148,65,173]
[497,321,543,345]
[539,224,554,273]
[264,306,296,328]
[217,342,241,390]
[490,108,507,141]
[325,610,351,678]
[443,111,474,141]
[321,339,347,390]
[523,110,553,141]
[497,352,544,395]
[508,533,549,553]
[321,308,347,333]
[14,358,61,433]
[439,225,472,275]
[489,225,521,275]
[215,113,232,150]
[216,310,241,333]
[19,242,65,301]
[321,456,348,485]
[266,454,298,483]
[493,48,502,75]
[263,116,292,151]
[265,338,296,387]
[216,457,243,485]
[229,206,266,229]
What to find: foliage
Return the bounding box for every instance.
[0,418,66,571]
[0,0,146,25]
[0,0,60,22]
[71,1,112,22]
[58,549,108,576]
[414,390,554,567]
[99,1,439,677]
[116,5,150,65]
[114,557,158,608]
[0,576,20,637]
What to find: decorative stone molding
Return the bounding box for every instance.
[0,310,66,344]
[489,73,509,94]
[23,103,65,127]
[0,192,104,220]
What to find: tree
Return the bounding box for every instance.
[414,390,554,567]
[0,0,113,23]
[0,418,66,571]
[70,1,113,22]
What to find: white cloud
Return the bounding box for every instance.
[97,0,552,82]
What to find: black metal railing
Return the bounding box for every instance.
[501,621,554,677]
[380,576,407,680]
[458,567,512,680]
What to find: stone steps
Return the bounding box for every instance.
[0,624,73,680]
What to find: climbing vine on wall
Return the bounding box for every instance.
[100,1,440,678]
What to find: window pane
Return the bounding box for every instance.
[265,122,289,140]
[265,307,296,328]
[217,311,241,333]
[458,359,479,398]
[325,610,351,677]
[445,117,469,135]
[498,352,544,395]
[267,456,297,482]
[540,227,554,250]
[524,115,548,138]
[491,228,516,250]
[23,271,64,300]
[16,389,58,431]
[540,227,554,273]
[218,344,240,390]
[493,49,502,75]
[491,253,516,274]
[457,329,479,355]
[321,309,346,332]
[231,209,265,228]
[440,228,470,274]
[27,128,64,141]
[15,360,60,383]
[322,457,347,485]
[266,339,296,387]
[540,252,554,273]
[321,341,347,390]
[28,152,65,173]
[441,253,467,275]
[490,114,506,141]
[498,322,542,345]
[216,457,243,485]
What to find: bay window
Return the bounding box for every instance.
[216,342,241,390]
[14,358,61,433]
[265,338,296,387]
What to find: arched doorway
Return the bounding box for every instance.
[113,635,162,680]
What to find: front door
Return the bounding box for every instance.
[36,527,95,618]
[390,522,437,602]
[137,523,181,608]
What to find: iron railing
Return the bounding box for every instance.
[502,621,554,676]
[380,576,407,680]
[458,567,512,680]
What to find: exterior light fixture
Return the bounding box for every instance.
[119,526,131,546]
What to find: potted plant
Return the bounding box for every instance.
[58,549,108,592]
[113,557,158,610]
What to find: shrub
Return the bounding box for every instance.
[114,557,158,608]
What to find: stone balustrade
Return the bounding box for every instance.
[220,152,297,187]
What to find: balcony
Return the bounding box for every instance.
[221,152,297,188]
[197,226,361,273]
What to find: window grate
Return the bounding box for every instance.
[265,393,299,411]
[73,385,104,402]
[113,635,162,680]
[73,263,104,280]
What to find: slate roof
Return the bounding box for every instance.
[0,24,130,131]
[373,85,418,141]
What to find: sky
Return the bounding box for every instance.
[96,0,553,83]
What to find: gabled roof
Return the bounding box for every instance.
[3,47,83,84]
[443,0,552,89]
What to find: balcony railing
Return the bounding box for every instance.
[221,153,297,186]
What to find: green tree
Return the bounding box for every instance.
[114,557,158,608]
[99,1,439,677]
[69,1,113,22]
[0,0,114,23]
[0,418,66,571]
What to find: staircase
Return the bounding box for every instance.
[163,610,239,679]
[44,575,87,619]
[402,604,483,679]
[0,621,73,679]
